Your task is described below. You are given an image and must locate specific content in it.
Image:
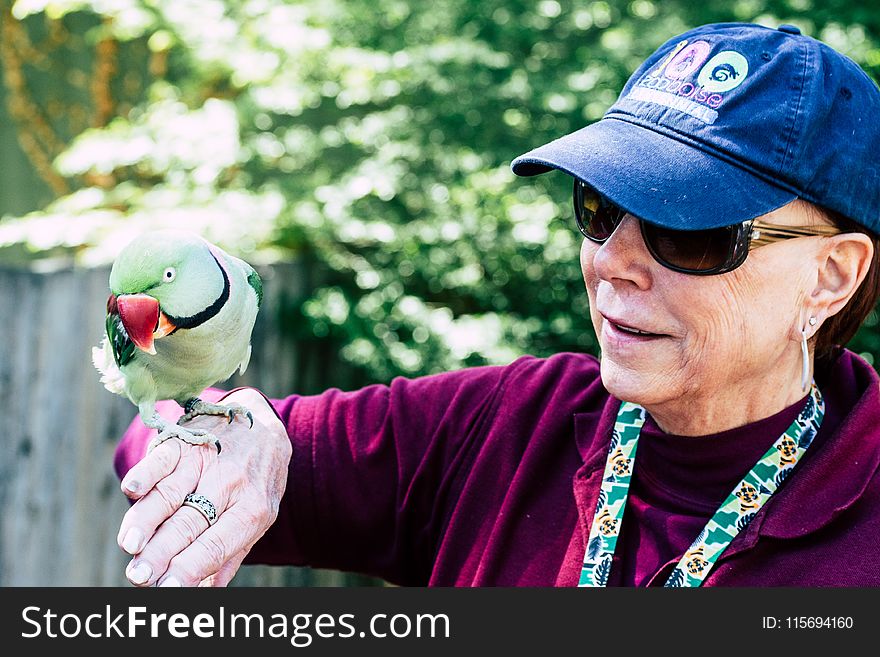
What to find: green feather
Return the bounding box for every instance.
[106,313,135,368]
[247,268,263,308]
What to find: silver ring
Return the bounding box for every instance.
[182,493,218,525]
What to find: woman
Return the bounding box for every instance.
[114,22,880,587]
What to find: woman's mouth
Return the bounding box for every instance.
[601,316,669,344]
[611,322,661,337]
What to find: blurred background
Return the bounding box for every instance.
[1,0,878,586]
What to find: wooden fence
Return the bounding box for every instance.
[0,260,379,586]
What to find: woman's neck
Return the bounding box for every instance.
[645,359,811,437]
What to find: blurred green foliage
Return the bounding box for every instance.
[2,0,879,380]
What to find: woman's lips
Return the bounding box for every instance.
[601,314,667,338]
[600,315,670,349]
[602,323,667,353]
[610,322,660,337]
[605,321,666,340]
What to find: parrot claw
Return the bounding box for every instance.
[222,404,254,429]
[147,425,221,454]
[224,407,253,428]
[177,398,255,430]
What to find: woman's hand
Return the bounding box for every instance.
[116,388,292,586]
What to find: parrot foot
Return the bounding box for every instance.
[148,425,221,454]
[177,398,255,429]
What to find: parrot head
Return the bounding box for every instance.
[107,230,228,355]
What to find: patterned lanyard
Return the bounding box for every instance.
[579,382,825,587]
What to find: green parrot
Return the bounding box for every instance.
[92,230,263,452]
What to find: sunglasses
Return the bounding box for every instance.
[573,179,840,275]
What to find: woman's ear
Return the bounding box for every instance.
[810,233,874,323]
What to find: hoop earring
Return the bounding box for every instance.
[801,316,817,392]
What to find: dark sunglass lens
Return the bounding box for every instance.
[642,223,736,272]
[573,180,623,241]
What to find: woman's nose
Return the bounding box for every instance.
[591,215,654,289]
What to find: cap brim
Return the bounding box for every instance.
[511,118,797,230]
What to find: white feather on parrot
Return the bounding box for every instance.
[92,230,263,452]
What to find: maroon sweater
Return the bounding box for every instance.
[114,348,880,586]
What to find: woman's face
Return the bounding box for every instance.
[580,201,825,420]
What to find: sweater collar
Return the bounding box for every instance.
[635,399,806,515]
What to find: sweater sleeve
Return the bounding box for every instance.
[113,363,510,585]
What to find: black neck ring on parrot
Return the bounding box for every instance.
[166,253,230,330]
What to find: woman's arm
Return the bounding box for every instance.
[114,364,510,586]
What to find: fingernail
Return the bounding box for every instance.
[159,576,181,587]
[121,528,144,555]
[123,479,140,494]
[127,561,152,585]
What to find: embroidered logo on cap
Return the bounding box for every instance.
[626,41,751,124]
[664,40,711,79]
[697,51,749,92]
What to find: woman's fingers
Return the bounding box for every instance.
[153,505,263,587]
[125,508,205,586]
[117,431,219,561]
[124,460,230,587]
[117,460,201,556]
[125,487,227,586]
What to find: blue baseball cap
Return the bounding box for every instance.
[511,23,880,233]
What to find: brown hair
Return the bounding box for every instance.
[812,206,880,365]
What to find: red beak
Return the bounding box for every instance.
[116,294,160,355]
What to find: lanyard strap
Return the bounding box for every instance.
[578,383,825,587]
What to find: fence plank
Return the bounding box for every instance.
[0,261,380,586]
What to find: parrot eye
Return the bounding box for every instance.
[163,267,176,283]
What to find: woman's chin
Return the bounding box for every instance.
[598,356,675,406]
